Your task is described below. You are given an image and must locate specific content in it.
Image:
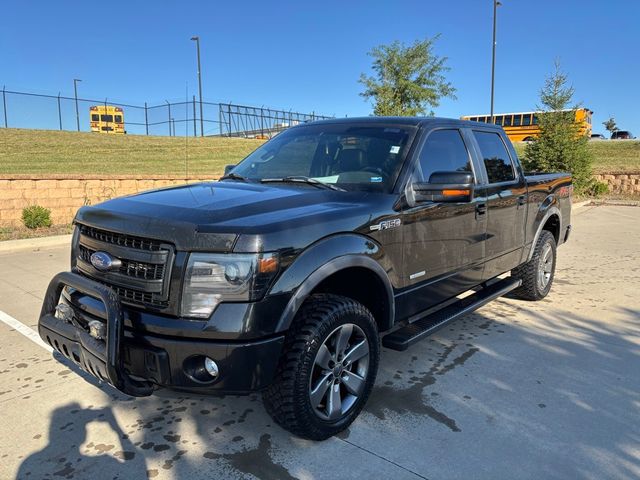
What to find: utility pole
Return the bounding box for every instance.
[490,1,501,123]
[191,36,204,137]
[73,78,82,131]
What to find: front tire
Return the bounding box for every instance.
[263,294,380,440]
[511,230,557,300]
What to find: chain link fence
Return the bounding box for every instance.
[1,88,332,137]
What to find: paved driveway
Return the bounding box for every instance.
[1,205,639,479]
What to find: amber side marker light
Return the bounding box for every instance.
[258,255,279,274]
[442,189,471,196]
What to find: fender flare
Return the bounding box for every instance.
[526,201,561,261]
[271,235,396,333]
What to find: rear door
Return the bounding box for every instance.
[397,127,487,320]
[469,129,527,279]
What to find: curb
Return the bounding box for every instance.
[572,200,592,210]
[0,234,73,253]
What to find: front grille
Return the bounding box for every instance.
[75,224,173,309]
[112,285,155,305]
[79,245,165,281]
[79,225,163,251]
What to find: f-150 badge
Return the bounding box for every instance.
[370,218,401,231]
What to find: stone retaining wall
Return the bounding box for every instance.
[1,172,638,228]
[593,173,640,195]
[0,175,215,227]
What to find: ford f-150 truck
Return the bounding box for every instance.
[38,117,572,440]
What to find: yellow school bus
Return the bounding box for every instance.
[461,108,592,142]
[89,105,125,134]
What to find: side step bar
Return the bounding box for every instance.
[382,277,522,351]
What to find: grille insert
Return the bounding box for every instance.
[79,245,165,281]
[80,225,163,251]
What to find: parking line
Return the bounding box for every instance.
[0,309,52,353]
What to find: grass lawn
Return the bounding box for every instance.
[0,128,265,176]
[1,128,638,176]
[513,140,640,174]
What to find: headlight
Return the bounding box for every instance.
[181,252,279,318]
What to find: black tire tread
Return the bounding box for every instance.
[262,293,378,440]
[511,230,556,301]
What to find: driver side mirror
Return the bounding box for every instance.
[411,171,474,203]
[224,164,236,175]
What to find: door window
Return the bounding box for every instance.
[473,131,515,183]
[417,129,472,182]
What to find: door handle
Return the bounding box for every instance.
[517,195,526,206]
[475,203,487,216]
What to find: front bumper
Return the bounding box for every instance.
[38,272,285,396]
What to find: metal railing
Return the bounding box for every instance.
[0,87,332,137]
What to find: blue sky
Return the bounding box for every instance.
[2,0,639,135]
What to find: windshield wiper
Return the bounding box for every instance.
[219,172,250,182]
[260,176,345,191]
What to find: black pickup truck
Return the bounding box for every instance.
[38,117,572,440]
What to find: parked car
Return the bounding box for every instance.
[590,133,607,140]
[611,130,635,140]
[38,117,572,440]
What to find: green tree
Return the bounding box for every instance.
[602,117,618,136]
[359,36,456,116]
[523,61,599,194]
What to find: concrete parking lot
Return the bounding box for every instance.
[0,205,639,480]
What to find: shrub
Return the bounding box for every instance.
[523,61,594,194]
[22,205,52,229]
[582,179,609,197]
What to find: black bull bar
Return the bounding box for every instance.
[38,271,154,397]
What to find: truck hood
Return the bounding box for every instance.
[75,182,389,252]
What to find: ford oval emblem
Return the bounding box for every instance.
[90,251,122,271]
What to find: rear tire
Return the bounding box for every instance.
[511,230,556,300]
[262,294,380,440]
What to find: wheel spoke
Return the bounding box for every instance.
[310,372,333,408]
[327,383,342,420]
[335,324,353,356]
[314,343,333,370]
[343,339,369,364]
[342,371,365,396]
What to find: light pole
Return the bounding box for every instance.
[490,1,501,123]
[191,36,204,137]
[73,78,82,132]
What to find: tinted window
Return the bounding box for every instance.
[495,116,503,126]
[503,115,512,127]
[532,114,539,125]
[114,115,123,123]
[91,114,99,122]
[100,115,114,122]
[513,115,522,126]
[473,131,515,183]
[522,114,531,126]
[417,129,472,182]
[232,124,414,192]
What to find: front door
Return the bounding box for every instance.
[397,128,487,321]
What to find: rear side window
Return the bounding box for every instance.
[417,129,472,182]
[473,131,515,183]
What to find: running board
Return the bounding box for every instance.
[382,277,522,351]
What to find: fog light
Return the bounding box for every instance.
[54,304,73,323]
[88,320,106,340]
[204,357,219,378]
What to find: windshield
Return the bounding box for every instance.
[229,123,416,192]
